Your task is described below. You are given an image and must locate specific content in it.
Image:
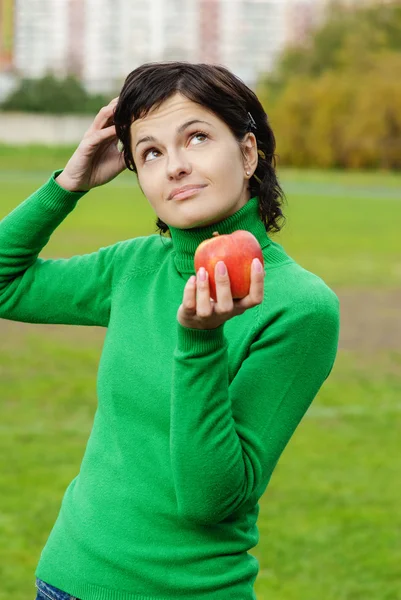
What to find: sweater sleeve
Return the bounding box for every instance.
[0,170,120,327]
[170,289,340,526]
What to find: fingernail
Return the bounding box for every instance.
[253,258,263,273]
[198,267,207,281]
[217,261,227,276]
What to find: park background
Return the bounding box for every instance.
[0,1,400,598]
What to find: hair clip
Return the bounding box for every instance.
[247,111,257,131]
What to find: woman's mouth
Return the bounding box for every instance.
[171,186,207,200]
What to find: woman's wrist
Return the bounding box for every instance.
[54,171,86,193]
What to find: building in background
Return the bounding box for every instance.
[81,0,292,93]
[0,0,295,97]
[0,0,392,102]
[0,0,13,69]
[199,0,220,65]
[67,0,85,78]
[13,0,69,78]
[285,0,326,46]
[0,0,15,98]
[222,0,289,87]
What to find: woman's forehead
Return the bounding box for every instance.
[130,96,218,135]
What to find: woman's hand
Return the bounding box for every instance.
[177,259,265,330]
[55,96,127,192]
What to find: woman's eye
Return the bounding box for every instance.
[143,148,159,162]
[192,132,208,143]
[142,131,208,162]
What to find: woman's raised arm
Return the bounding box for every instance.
[0,99,128,327]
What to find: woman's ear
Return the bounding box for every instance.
[242,132,258,176]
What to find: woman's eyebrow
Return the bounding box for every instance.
[135,119,214,150]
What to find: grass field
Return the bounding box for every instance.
[0,144,400,600]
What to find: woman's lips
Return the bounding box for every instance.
[171,186,207,200]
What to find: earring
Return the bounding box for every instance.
[246,171,250,176]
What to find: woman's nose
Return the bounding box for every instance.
[166,153,192,178]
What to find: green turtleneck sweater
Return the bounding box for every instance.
[0,170,340,600]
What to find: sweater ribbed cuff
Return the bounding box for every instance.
[37,169,88,213]
[176,320,226,354]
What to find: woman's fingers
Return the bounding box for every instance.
[196,268,215,316]
[214,262,234,312]
[93,124,118,142]
[233,259,265,310]
[80,124,118,150]
[86,97,119,136]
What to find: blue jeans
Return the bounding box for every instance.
[35,578,81,600]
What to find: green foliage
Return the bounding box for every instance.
[257,0,401,169]
[0,73,110,114]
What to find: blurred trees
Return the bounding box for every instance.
[257,0,401,169]
[0,74,110,114]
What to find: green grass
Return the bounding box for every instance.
[1,145,400,599]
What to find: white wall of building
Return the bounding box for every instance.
[5,0,352,98]
[14,0,69,78]
[82,0,124,94]
[0,111,93,144]
[220,0,291,88]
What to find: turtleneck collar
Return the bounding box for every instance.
[168,195,272,275]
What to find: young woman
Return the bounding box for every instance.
[0,62,340,600]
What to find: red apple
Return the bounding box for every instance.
[194,230,264,302]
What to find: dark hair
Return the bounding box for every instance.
[114,61,287,237]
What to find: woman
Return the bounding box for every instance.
[0,62,340,600]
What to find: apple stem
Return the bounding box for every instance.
[212,231,220,237]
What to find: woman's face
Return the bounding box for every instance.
[129,92,258,229]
